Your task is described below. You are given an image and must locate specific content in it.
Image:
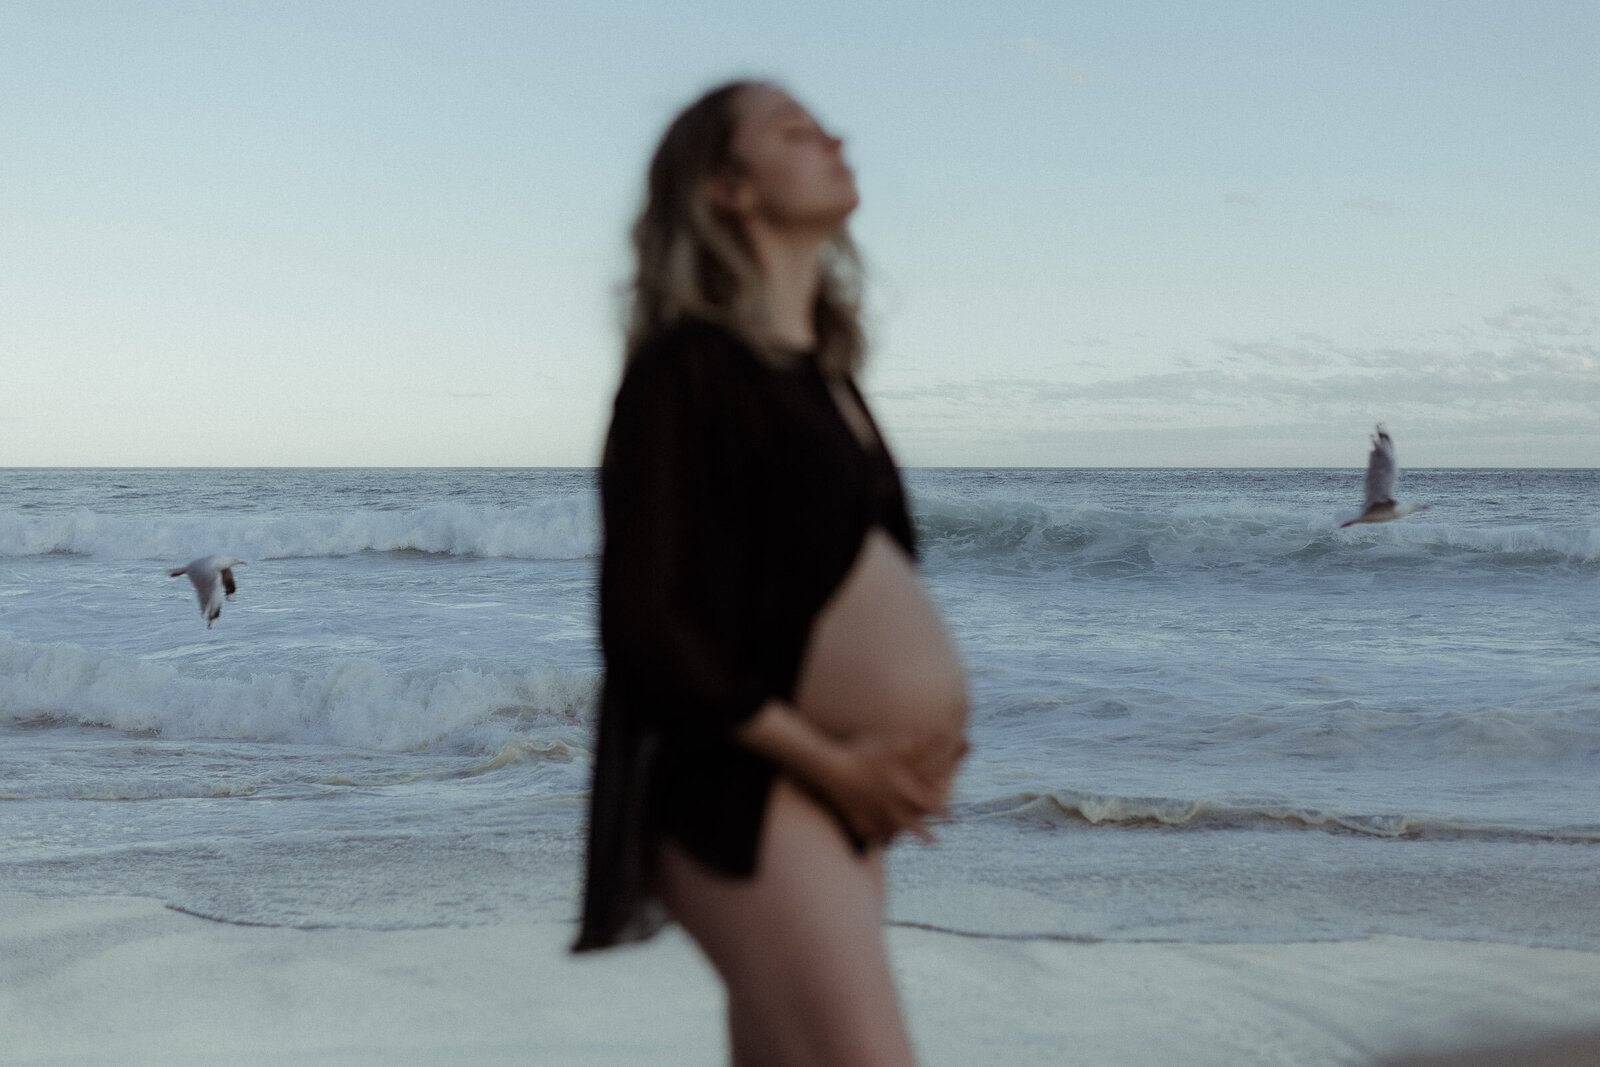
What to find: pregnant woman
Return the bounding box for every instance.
[574,80,968,1067]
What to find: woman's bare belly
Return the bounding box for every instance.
[793,527,968,753]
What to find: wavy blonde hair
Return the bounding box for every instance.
[625,80,865,377]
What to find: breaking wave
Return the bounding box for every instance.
[0,633,598,752]
[0,501,600,561]
[913,495,1600,575]
[969,788,1600,843]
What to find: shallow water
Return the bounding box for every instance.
[2,467,1596,945]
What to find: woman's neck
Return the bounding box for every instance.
[746,227,825,350]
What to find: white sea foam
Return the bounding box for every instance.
[969,788,1600,842]
[0,501,600,561]
[0,634,598,751]
[6,491,1596,572]
[912,494,1600,571]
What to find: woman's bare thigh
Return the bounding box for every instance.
[658,778,916,1067]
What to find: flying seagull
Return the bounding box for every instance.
[170,555,246,628]
[1339,425,1428,528]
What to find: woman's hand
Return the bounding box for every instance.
[735,701,968,846]
[811,732,966,845]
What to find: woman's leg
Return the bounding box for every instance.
[658,776,917,1067]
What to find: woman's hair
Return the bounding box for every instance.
[625,80,865,377]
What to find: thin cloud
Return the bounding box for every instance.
[1345,195,1402,217]
[1216,340,1325,371]
[1004,37,1117,88]
[1482,292,1597,337]
[881,359,1598,430]
[873,287,1600,450]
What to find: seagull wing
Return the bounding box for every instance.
[1362,427,1397,508]
[171,555,243,626]
[182,558,224,626]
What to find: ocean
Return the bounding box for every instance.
[2,467,1596,950]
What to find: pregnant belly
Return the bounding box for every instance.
[793,527,968,748]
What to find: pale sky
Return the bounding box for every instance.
[3,1,1596,467]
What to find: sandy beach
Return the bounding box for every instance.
[3,892,1598,1066]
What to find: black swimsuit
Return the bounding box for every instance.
[573,319,915,951]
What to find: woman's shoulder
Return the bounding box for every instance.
[617,318,768,404]
[605,319,776,460]
[629,318,755,375]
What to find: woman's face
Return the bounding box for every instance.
[723,86,858,234]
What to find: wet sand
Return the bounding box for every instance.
[3,893,1599,1065]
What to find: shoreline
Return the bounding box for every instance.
[3,892,1598,1066]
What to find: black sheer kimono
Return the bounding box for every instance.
[573,318,915,951]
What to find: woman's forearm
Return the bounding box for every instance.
[734,700,846,789]
[735,700,951,844]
